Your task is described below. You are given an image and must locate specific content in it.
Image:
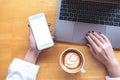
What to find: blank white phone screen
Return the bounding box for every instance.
[29,15,53,49]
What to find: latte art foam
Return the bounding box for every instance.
[64,52,80,69]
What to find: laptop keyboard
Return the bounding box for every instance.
[59,0,120,26]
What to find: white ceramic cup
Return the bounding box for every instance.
[60,48,85,74]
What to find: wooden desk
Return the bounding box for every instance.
[0,0,120,80]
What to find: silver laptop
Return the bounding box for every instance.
[54,0,120,49]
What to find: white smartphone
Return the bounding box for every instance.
[28,13,54,50]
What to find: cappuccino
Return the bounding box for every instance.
[64,52,80,69]
[60,48,85,74]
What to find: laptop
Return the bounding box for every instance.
[54,0,120,49]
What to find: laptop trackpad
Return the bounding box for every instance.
[73,22,107,44]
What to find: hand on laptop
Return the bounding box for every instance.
[86,31,120,77]
[24,23,52,64]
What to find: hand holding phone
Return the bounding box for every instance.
[28,13,54,50]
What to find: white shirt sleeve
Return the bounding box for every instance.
[6,58,40,80]
[6,58,120,80]
[106,76,120,80]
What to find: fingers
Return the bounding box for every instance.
[86,31,109,47]
[87,44,96,56]
[48,23,52,33]
[86,31,111,54]
[92,32,106,44]
[28,24,30,27]
[48,23,51,27]
[47,23,54,39]
[88,32,103,47]
[100,33,111,44]
[86,34,100,52]
[28,25,34,36]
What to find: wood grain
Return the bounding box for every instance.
[0,0,120,80]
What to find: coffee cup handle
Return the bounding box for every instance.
[80,68,85,73]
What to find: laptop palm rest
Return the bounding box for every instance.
[54,20,75,42]
[73,22,106,44]
[73,22,120,49]
[106,26,120,49]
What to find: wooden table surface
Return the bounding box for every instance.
[0,0,120,80]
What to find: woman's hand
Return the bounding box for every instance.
[24,23,52,64]
[86,31,120,77]
[29,26,41,53]
[29,23,52,52]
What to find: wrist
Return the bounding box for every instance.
[24,48,41,64]
[29,48,41,54]
[105,60,119,69]
[106,62,120,77]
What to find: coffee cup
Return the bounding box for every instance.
[60,48,85,74]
